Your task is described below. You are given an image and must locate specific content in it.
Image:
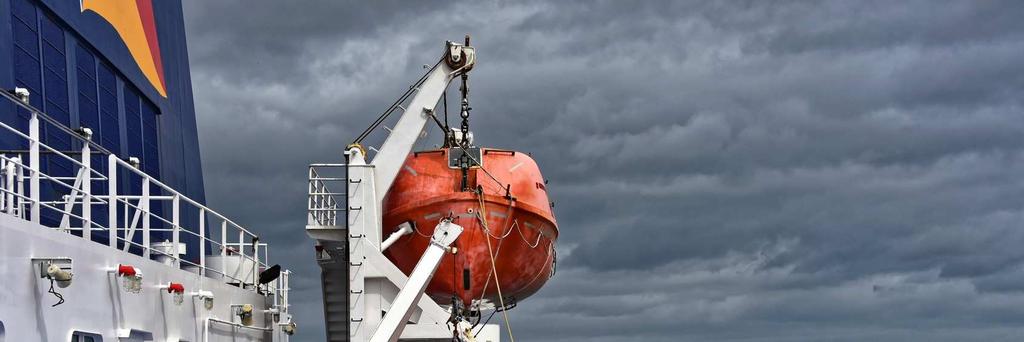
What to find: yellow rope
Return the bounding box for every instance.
[477,189,516,342]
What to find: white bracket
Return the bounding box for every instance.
[380,222,415,252]
[32,257,73,279]
[370,220,463,342]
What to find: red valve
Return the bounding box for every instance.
[118,264,137,277]
[167,283,185,293]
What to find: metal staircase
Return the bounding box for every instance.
[306,163,351,341]
[320,240,350,342]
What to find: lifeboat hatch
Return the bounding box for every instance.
[448,147,481,169]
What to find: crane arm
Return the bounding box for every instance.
[369,220,463,342]
[369,42,475,203]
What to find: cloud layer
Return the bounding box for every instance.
[184,1,1024,340]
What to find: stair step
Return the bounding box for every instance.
[326,303,348,310]
[324,296,348,304]
[320,250,350,342]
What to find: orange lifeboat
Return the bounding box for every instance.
[382,147,558,309]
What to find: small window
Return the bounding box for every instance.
[72,331,102,342]
[448,147,481,169]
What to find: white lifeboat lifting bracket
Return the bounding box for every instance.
[307,38,499,342]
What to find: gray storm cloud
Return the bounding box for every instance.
[185,1,1024,341]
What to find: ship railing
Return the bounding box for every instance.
[0,88,276,294]
[307,163,347,229]
[274,269,292,314]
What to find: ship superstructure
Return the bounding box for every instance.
[0,1,296,341]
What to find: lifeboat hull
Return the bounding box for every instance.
[382,148,558,309]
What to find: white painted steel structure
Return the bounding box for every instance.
[0,89,295,341]
[369,220,463,342]
[307,41,500,342]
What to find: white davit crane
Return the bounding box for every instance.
[306,37,500,342]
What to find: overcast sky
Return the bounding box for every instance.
[183,1,1024,341]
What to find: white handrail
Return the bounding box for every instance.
[307,164,347,228]
[0,88,276,295]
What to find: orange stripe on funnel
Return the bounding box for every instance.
[81,0,167,97]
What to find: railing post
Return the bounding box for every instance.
[285,270,290,311]
[252,237,259,287]
[16,159,24,218]
[0,156,6,211]
[5,157,16,214]
[238,229,246,285]
[221,220,227,277]
[317,179,325,224]
[307,167,314,225]
[172,193,180,268]
[282,270,289,311]
[141,177,150,258]
[108,155,117,248]
[199,208,205,276]
[272,264,280,308]
[81,142,91,240]
[28,112,39,223]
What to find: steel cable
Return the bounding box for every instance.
[353,59,443,144]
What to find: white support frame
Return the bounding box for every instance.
[29,111,39,222]
[370,220,463,342]
[308,41,499,342]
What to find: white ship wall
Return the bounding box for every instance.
[0,213,284,342]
